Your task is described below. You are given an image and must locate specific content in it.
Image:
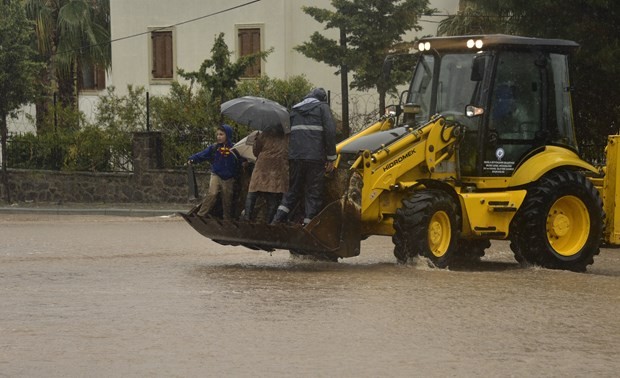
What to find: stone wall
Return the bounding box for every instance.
[0,168,209,204]
[0,132,210,205]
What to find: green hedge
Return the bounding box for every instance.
[7,75,315,171]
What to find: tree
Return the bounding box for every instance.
[177,32,272,118]
[438,0,620,156]
[235,75,314,110]
[437,1,514,36]
[295,0,433,124]
[25,0,111,130]
[0,0,41,202]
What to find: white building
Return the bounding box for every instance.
[8,0,459,134]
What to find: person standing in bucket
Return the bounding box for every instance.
[271,88,337,225]
[241,128,289,222]
[188,124,241,220]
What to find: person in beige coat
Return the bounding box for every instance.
[240,128,289,222]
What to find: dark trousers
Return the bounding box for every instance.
[279,160,325,223]
[243,191,281,222]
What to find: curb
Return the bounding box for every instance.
[0,207,186,217]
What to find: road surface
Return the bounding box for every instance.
[1,214,619,377]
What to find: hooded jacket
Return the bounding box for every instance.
[288,88,337,162]
[188,124,240,180]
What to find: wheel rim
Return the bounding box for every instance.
[546,195,590,257]
[428,210,451,257]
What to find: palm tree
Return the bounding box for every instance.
[437,0,513,36]
[25,0,111,131]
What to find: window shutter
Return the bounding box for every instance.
[96,66,106,90]
[152,33,158,76]
[238,28,261,77]
[152,31,173,79]
[163,31,173,78]
[77,63,106,91]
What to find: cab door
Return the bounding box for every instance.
[480,51,545,176]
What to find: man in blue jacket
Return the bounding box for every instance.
[272,88,337,225]
[188,124,240,219]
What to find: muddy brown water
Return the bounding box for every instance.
[1,214,619,377]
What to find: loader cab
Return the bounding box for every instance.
[405,35,579,178]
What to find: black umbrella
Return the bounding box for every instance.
[221,96,290,133]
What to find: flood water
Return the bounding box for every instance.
[1,214,619,377]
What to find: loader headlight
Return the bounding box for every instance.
[418,42,431,51]
[467,39,484,49]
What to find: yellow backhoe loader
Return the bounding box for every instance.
[182,34,620,272]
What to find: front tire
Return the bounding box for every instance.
[393,190,460,268]
[454,239,491,264]
[510,169,603,272]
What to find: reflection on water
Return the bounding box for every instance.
[0,215,619,377]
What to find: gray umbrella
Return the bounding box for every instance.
[221,96,291,133]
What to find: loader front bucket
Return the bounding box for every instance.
[180,172,363,260]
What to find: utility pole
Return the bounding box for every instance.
[1,115,10,203]
[339,27,350,139]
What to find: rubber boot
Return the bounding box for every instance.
[265,193,281,223]
[241,192,258,222]
[270,208,288,225]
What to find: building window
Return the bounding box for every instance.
[79,64,106,91]
[151,30,174,80]
[238,27,262,77]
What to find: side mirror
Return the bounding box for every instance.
[471,55,488,82]
[385,104,402,117]
[465,105,484,117]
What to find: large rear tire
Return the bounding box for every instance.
[509,169,603,272]
[393,190,460,268]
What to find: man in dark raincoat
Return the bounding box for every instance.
[272,88,337,225]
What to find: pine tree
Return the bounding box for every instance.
[295,0,432,120]
[177,32,272,119]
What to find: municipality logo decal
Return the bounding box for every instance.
[496,148,505,161]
